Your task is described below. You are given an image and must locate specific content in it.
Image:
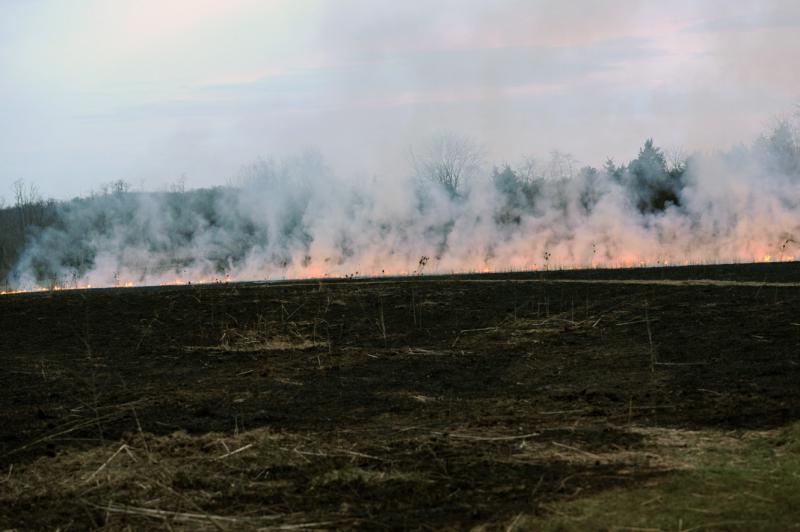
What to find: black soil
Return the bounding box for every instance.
[1,262,799,529]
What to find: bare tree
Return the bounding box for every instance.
[664,146,688,176]
[170,174,187,193]
[13,179,40,207]
[96,179,132,196]
[13,179,44,228]
[545,150,578,181]
[411,133,483,195]
[111,179,131,194]
[516,156,540,184]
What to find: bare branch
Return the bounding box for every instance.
[412,133,483,195]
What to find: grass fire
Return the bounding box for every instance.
[2,2,800,530]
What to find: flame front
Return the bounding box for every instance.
[2,251,796,295]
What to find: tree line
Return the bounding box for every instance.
[2,117,798,288]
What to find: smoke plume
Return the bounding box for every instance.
[7,119,800,290]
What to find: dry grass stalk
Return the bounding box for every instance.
[551,441,602,460]
[94,502,243,527]
[216,443,253,460]
[645,299,656,372]
[436,431,541,441]
[83,444,136,483]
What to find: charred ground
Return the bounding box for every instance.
[1,262,799,530]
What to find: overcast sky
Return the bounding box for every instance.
[1,0,799,199]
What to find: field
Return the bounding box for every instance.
[1,262,800,530]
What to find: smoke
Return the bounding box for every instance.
[8,119,800,290]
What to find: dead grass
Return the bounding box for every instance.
[183,337,323,353]
[4,411,800,530]
[1,425,443,529]
[0,428,341,529]
[312,466,428,487]
[184,316,327,353]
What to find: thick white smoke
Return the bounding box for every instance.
[8,120,800,290]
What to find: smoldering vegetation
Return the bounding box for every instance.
[2,119,799,290]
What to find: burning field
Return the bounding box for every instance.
[4,125,799,294]
[3,3,800,529]
[2,261,799,530]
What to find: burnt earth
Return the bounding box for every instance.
[1,262,799,529]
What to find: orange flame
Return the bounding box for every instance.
[1,251,796,295]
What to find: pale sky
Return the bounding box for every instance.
[1,0,799,199]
